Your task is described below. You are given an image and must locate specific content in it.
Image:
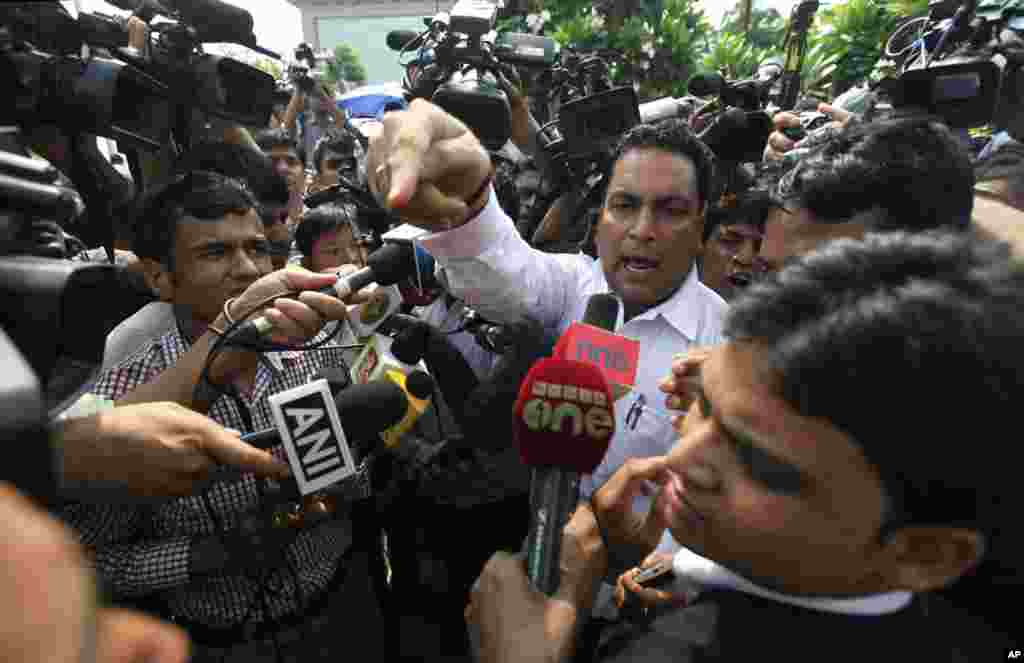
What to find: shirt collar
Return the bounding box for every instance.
[672,546,913,617]
[608,263,705,341]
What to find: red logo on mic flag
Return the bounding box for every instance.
[554,322,639,400]
[513,357,616,474]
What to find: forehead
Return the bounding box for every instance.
[176,209,264,245]
[609,147,698,198]
[268,145,300,161]
[701,342,879,488]
[761,206,867,265]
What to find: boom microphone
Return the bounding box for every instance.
[386,29,426,52]
[227,242,415,344]
[515,357,615,595]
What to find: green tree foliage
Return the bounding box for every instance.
[719,4,787,51]
[324,44,367,86]
[816,0,893,93]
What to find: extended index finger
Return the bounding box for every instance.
[201,427,290,479]
[386,99,471,209]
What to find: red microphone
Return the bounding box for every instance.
[554,294,639,400]
[514,356,615,595]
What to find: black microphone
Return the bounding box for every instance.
[240,380,410,458]
[389,315,480,431]
[165,0,258,46]
[458,316,553,453]
[698,107,748,155]
[227,242,415,344]
[688,72,726,98]
[386,29,425,52]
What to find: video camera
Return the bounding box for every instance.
[2,0,279,154]
[289,42,329,96]
[875,0,1024,137]
[388,0,556,150]
[687,71,774,164]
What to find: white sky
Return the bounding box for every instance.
[78,0,798,65]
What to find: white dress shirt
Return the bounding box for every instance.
[419,189,728,503]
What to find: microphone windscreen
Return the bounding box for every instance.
[405,370,435,400]
[514,358,615,474]
[366,242,416,285]
[390,322,428,365]
[581,294,619,332]
[336,381,408,439]
[387,29,424,52]
[688,72,725,98]
[168,0,255,44]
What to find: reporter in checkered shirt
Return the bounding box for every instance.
[61,171,380,655]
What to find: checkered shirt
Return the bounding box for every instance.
[62,323,367,629]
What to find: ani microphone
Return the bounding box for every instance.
[514,357,615,595]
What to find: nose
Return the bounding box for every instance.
[671,419,725,494]
[732,238,758,267]
[232,248,263,280]
[627,204,658,242]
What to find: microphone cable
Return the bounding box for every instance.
[188,292,365,663]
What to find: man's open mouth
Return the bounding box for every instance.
[727,271,753,289]
[623,257,660,273]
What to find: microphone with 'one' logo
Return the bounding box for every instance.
[514,357,615,595]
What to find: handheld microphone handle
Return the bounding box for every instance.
[526,466,580,595]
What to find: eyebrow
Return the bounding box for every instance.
[694,381,811,494]
[607,190,698,207]
[190,238,268,253]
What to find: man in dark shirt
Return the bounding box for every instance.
[467,231,1022,662]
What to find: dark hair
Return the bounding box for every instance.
[607,118,716,209]
[175,141,289,205]
[255,128,306,167]
[975,142,1024,206]
[725,232,1023,555]
[703,189,774,243]
[132,170,255,265]
[780,119,975,231]
[312,132,358,174]
[294,205,354,257]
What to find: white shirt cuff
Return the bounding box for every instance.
[418,186,509,260]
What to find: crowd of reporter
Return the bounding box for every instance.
[2,15,1024,663]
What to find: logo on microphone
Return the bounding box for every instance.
[521,381,614,440]
[268,379,357,495]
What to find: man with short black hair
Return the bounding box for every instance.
[759,119,975,272]
[698,190,773,301]
[63,170,385,662]
[255,128,308,229]
[469,231,1022,661]
[309,132,363,194]
[370,101,728,504]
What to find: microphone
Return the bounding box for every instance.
[386,29,426,52]
[688,72,726,98]
[515,357,615,595]
[389,315,480,431]
[227,242,415,344]
[236,380,409,495]
[165,0,258,46]
[553,294,637,400]
[379,369,435,448]
[458,316,553,453]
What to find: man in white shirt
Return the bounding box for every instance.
[367,100,728,504]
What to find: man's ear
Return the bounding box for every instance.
[139,258,175,302]
[883,526,985,592]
